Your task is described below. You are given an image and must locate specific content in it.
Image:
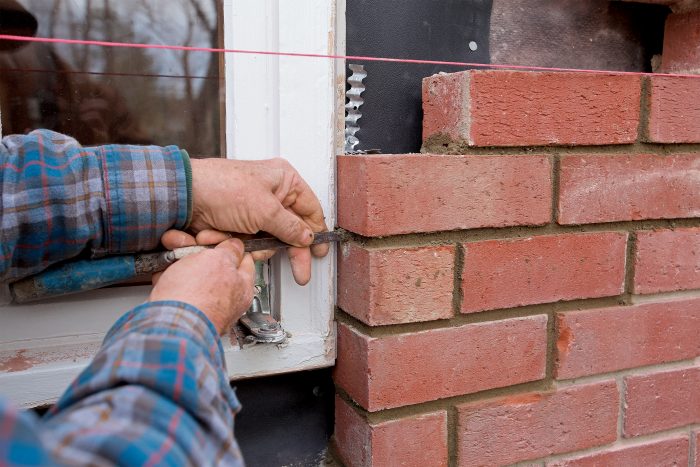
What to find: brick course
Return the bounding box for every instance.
[423,70,640,147]
[634,228,700,294]
[337,153,551,236]
[457,381,619,466]
[461,232,627,313]
[334,398,448,467]
[555,298,700,379]
[624,366,700,437]
[334,316,547,411]
[546,436,689,467]
[337,243,455,325]
[646,76,700,143]
[558,153,700,224]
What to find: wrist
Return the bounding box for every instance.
[201,311,229,336]
[188,158,209,232]
[147,292,228,335]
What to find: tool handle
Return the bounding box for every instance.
[10,256,140,304]
[7,231,345,304]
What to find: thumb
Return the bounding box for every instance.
[215,238,246,266]
[261,201,314,247]
[239,253,255,280]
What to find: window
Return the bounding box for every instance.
[0,0,341,406]
[0,0,224,155]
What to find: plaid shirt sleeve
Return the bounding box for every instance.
[0,301,244,466]
[0,129,190,283]
[0,131,243,464]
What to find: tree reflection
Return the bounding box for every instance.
[0,0,222,156]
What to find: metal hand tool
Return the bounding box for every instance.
[9,230,343,304]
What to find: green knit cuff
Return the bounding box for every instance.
[180,149,194,228]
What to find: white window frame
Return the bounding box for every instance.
[0,0,343,407]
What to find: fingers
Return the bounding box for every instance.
[285,171,329,236]
[197,229,277,261]
[196,229,275,261]
[156,230,197,285]
[149,243,256,335]
[235,253,256,312]
[186,157,330,286]
[260,197,314,248]
[239,253,255,283]
[287,246,312,285]
[280,207,329,258]
[276,166,329,258]
[215,238,246,266]
[289,177,328,232]
[310,241,330,258]
[161,229,196,249]
[196,229,232,246]
[251,249,276,261]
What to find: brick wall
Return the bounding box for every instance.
[333,69,700,466]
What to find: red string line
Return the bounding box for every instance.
[1,34,700,80]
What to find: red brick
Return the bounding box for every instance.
[461,232,627,313]
[558,153,700,224]
[555,298,700,379]
[337,154,551,237]
[694,431,700,467]
[334,316,547,411]
[634,228,700,294]
[333,398,371,467]
[457,381,619,466]
[661,11,700,74]
[646,76,700,143]
[546,436,689,467]
[337,243,455,326]
[422,70,640,147]
[555,299,700,379]
[334,397,447,467]
[624,366,700,437]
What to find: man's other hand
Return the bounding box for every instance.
[150,234,255,335]
[189,158,329,285]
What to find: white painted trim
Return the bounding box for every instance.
[0,0,341,407]
[223,0,338,378]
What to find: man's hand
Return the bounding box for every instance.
[189,158,329,285]
[150,235,255,335]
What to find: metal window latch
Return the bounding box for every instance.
[239,260,287,345]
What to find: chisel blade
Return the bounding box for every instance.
[242,230,343,252]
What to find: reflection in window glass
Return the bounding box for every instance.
[0,0,223,156]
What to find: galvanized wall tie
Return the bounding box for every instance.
[344,64,367,153]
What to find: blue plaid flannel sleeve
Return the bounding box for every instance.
[0,130,243,465]
[0,129,190,283]
[0,302,244,466]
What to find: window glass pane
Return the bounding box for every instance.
[0,0,223,156]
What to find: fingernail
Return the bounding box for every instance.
[303,229,314,243]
